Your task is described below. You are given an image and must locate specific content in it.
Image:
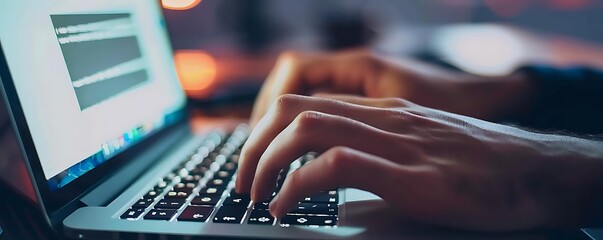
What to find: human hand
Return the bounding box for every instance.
[237,94,603,231]
[250,50,532,126]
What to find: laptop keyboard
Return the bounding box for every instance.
[120,125,339,228]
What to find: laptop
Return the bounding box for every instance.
[0,1,410,239]
[0,1,595,240]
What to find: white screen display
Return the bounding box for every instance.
[0,1,186,181]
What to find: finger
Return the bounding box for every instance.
[250,111,416,201]
[269,147,416,218]
[250,52,303,127]
[249,50,380,127]
[237,94,409,194]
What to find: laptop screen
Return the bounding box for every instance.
[0,1,186,191]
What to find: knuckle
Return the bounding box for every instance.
[294,110,326,132]
[325,146,352,170]
[274,94,301,110]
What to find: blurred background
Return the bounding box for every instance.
[160,0,603,102]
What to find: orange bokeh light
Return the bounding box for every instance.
[174,50,217,92]
[162,0,202,10]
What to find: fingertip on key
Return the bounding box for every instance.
[268,195,281,218]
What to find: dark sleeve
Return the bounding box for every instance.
[505,65,603,135]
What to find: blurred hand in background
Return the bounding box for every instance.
[250,50,532,126]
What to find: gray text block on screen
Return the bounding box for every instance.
[50,13,149,110]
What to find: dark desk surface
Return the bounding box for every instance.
[0,104,594,240]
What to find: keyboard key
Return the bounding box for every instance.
[280,215,337,227]
[155,199,186,209]
[181,175,202,184]
[253,201,270,210]
[213,206,247,224]
[199,186,226,195]
[290,203,337,215]
[164,191,190,199]
[132,199,153,209]
[173,183,196,193]
[144,209,177,221]
[178,206,214,222]
[206,178,227,188]
[157,180,169,188]
[120,208,145,220]
[228,189,249,198]
[223,195,250,206]
[191,193,221,206]
[190,166,209,176]
[301,192,338,204]
[214,170,232,180]
[220,162,237,173]
[143,190,159,200]
[247,210,274,225]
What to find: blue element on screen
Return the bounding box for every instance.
[47,111,181,191]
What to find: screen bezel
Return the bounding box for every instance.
[0,1,188,215]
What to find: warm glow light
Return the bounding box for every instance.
[162,0,202,10]
[174,50,217,91]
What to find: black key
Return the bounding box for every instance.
[290,203,337,215]
[181,175,202,184]
[173,183,196,193]
[206,178,227,188]
[214,170,232,180]
[191,193,221,206]
[213,206,247,224]
[253,201,270,210]
[178,206,214,222]
[228,189,249,198]
[120,208,145,219]
[199,186,226,195]
[143,190,160,200]
[220,162,237,173]
[223,195,250,206]
[144,209,177,220]
[301,192,338,204]
[155,199,186,209]
[190,166,209,176]
[164,191,190,199]
[132,199,153,209]
[247,209,274,225]
[156,180,169,189]
[280,215,337,227]
[229,155,240,164]
[199,158,213,168]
